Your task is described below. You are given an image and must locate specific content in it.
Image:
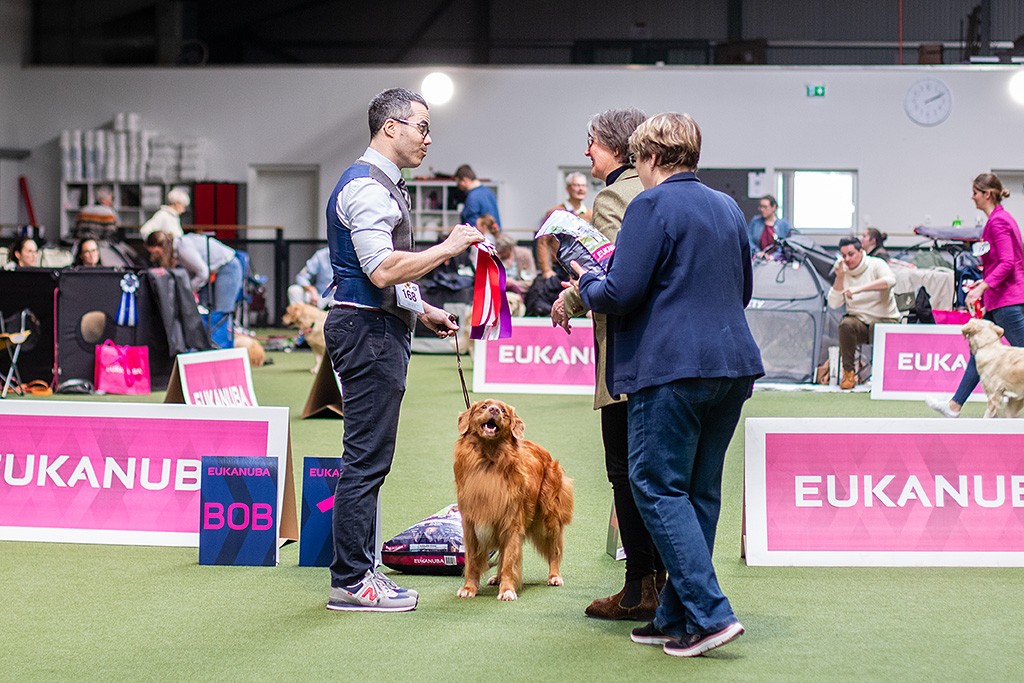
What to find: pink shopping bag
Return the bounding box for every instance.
[94,339,151,395]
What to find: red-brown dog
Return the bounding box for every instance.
[454,399,574,601]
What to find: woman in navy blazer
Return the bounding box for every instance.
[571,112,763,658]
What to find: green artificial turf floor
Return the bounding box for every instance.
[1,347,1021,681]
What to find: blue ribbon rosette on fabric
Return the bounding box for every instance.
[116,273,139,327]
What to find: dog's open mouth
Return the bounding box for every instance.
[480,419,499,437]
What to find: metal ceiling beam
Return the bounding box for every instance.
[202,0,338,37]
[238,29,305,63]
[473,0,491,64]
[392,0,458,63]
[727,0,742,41]
[978,0,992,56]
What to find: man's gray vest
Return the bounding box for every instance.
[326,161,416,330]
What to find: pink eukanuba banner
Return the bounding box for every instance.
[763,431,1024,553]
[880,329,979,394]
[870,323,1007,400]
[473,318,595,395]
[0,414,269,535]
[179,350,257,407]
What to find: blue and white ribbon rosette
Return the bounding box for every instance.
[116,273,139,327]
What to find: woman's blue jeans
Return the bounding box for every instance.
[952,304,1024,406]
[198,256,243,313]
[627,376,754,636]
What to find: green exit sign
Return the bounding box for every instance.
[806,85,826,97]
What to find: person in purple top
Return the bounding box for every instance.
[927,172,1024,418]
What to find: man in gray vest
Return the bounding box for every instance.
[324,88,483,612]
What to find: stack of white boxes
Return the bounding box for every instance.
[178,138,208,181]
[60,112,206,184]
[145,136,180,183]
[60,129,82,182]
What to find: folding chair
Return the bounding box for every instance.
[227,250,269,325]
[0,309,35,398]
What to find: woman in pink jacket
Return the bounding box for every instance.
[928,173,1024,417]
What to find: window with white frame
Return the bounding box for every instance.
[777,170,858,232]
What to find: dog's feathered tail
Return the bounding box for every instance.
[540,459,574,527]
[528,459,573,571]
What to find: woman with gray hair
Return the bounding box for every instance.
[140,187,190,239]
[571,112,762,657]
[552,107,665,622]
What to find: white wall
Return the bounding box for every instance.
[0,0,29,226]
[5,63,1024,242]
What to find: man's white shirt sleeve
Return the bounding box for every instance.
[337,178,402,276]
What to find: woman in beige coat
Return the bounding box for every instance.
[551,108,664,621]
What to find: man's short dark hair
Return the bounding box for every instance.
[454,164,476,181]
[761,195,778,208]
[368,88,427,139]
[838,236,862,250]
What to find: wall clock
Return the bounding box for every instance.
[904,77,952,126]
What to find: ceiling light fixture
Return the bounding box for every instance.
[1009,70,1024,106]
[422,72,454,105]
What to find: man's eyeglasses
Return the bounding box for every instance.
[395,119,430,138]
[587,134,595,148]
[627,154,637,167]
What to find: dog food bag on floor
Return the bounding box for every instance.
[381,504,466,575]
[535,209,614,275]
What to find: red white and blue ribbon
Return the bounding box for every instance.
[116,273,139,327]
[470,242,512,340]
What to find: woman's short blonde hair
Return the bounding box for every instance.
[628,112,701,171]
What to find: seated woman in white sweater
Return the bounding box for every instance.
[826,236,900,389]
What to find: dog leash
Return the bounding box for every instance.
[450,314,471,410]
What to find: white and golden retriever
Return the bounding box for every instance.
[453,399,574,601]
[281,302,328,374]
[962,318,1024,417]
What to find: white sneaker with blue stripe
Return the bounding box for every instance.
[327,570,417,612]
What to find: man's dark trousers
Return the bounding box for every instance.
[324,306,411,587]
